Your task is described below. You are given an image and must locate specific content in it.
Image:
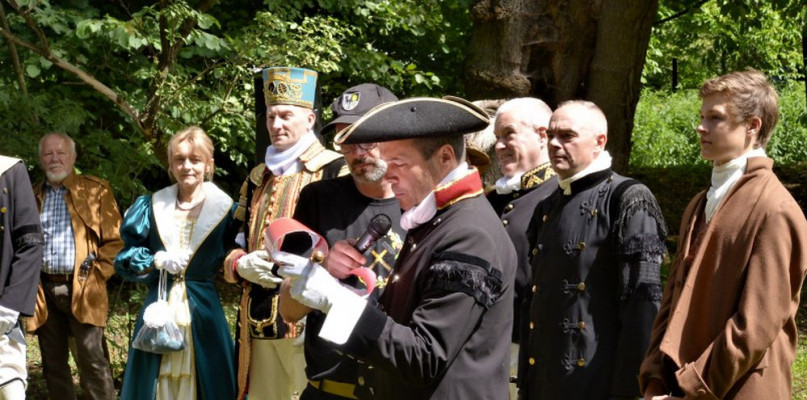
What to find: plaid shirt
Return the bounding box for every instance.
[41,184,75,274]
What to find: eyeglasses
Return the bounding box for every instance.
[335,142,378,154]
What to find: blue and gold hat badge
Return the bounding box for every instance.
[262,67,318,109]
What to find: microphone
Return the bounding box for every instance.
[354,214,392,253]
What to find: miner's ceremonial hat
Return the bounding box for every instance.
[322,83,398,136]
[262,67,318,109]
[335,96,490,144]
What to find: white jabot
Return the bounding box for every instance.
[400,162,472,230]
[557,151,613,195]
[264,130,317,176]
[705,148,766,222]
[495,173,523,195]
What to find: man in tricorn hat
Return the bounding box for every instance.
[224,66,347,400]
[274,96,517,399]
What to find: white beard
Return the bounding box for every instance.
[46,170,69,184]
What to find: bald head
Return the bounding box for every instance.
[546,100,608,179]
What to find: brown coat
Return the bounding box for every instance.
[27,173,123,330]
[639,157,807,399]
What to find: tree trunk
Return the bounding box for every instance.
[465,0,659,172]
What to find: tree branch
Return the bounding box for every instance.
[142,0,217,137]
[654,0,711,26]
[5,0,50,53]
[0,23,144,132]
[0,1,26,94]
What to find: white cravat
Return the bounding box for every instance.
[400,162,472,230]
[264,131,317,176]
[705,148,766,222]
[557,151,613,195]
[495,173,523,195]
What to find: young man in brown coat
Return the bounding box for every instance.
[639,70,807,400]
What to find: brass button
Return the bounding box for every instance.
[578,321,586,330]
[2,188,6,194]
[529,357,535,365]
[577,358,586,367]
[310,250,325,263]
[531,285,537,293]
[542,215,548,222]
[577,282,586,291]
[577,241,586,250]
[505,203,514,211]
[591,209,598,217]
[0,226,4,231]
[502,219,509,227]
[0,207,5,213]
[358,376,365,386]
[529,322,534,330]
[531,248,539,256]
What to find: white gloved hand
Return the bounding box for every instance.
[275,250,368,345]
[274,251,359,313]
[0,305,19,334]
[154,250,192,275]
[236,250,284,288]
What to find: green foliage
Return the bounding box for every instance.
[631,89,703,167]
[766,83,807,164]
[631,84,807,168]
[0,0,472,208]
[644,0,804,89]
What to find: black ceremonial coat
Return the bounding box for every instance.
[338,190,517,399]
[522,169,667,400]
[487,163,556,344]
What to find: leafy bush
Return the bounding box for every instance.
[631,84,807,168]
[631,89,703,168]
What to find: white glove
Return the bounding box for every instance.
[236,250,284,288]
[275,250,368,345]
[274,251,359,313]
[0,305,19,334]
[154,250,192,275]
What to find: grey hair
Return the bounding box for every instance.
[495,97,553,130]
[39,132,76,156]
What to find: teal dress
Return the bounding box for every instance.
[114,182,238,400]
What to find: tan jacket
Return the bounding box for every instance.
[27,172,123,330]
[639,158,807,399]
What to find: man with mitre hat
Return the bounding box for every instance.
[273,96,517,399]
[224,66,347,400]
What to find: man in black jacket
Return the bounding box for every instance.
[0,155,43,398]
[276,97,517,399]
[486,97,556,395]
[521,101,667,399]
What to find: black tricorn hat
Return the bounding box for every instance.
[335,96,490,145]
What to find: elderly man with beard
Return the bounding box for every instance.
[28,133,122,400]
[279,83,405,400]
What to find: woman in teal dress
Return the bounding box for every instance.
[115,126,238,399]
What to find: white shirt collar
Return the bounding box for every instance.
[264,131,317,176]
[705,148,766,222]
[400,162,472,230]
[557,151,612,195]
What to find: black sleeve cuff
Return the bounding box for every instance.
[340,303,388,357]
